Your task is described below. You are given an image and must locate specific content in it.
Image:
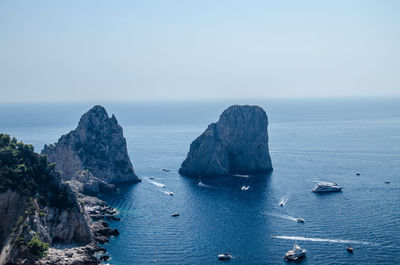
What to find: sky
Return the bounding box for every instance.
[0,0,399,102]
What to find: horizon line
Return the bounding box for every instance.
[1,94,400,105]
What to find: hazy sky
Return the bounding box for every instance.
[1,0,399,102]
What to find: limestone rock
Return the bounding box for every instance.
[42,105,139,185]
[179,105,273,177]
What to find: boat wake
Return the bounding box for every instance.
[271,235,377,246]
[233,174,250,178]
[145,177,166,188]
[264,212,298,222]
[279,195,290,206]
[162,190,174,196]
[197,181,212,188]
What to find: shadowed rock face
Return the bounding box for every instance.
[42,105,139,184]
[179,105,273,177]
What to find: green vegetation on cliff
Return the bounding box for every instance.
[28,234,49,258]
[0,133,73,209]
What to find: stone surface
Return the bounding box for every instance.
[179,105,273,177]
[42,105,139,185]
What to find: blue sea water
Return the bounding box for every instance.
[1,98,399,264]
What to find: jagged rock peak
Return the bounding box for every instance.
[179,105,273,177]
[42,105,140,185]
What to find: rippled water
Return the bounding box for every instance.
[1,98,399,264]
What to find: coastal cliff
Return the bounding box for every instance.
[0,133,123,264]
[179,105,273,177]
[0,134,93,264]
[42,105,140,193]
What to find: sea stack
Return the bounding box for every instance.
[42,105,140,187]
[179,105,273,177]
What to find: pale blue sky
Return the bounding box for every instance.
[0,0,399,102]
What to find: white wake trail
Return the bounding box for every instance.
[272,235,377,246]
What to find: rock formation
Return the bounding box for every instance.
[179,105,273,177]
[42,105,140,188]
[0,133,123,264]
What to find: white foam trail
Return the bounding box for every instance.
[272,235,376,246]
[264,212,298,222]
[198,181,211,188]
[147,179,166,188]
[233,174,249,178]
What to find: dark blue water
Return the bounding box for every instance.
[1,98,399,264]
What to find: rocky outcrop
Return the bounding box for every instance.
[35,243,103,265]
[0,187,93,265]
[42,105,140,187]
[179,105,273,177]
[0,133,122,265]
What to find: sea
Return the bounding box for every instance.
[0,98,399,265]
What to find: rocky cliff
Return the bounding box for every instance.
[0,133,121,265]
[42,105,140,188]
[0,134,93,264]
[179,105,273,177]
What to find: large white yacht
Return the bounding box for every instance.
[311,182,343,193]
[284,244,307,261]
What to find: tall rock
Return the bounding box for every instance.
[42,105,139,185]
[179,105,273,177]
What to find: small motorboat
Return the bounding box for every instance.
[171,213,179,217]
[162,168,170,172]
[218,253,232,260]
[296,218,305,223]
[279,202,284,206]
[149,177,155,180]
[284,244,307,261]
[347,246,354,253]
[241,185,249,191]
[356,172,360,176]
[167,192,174,196]
[384,181,390,184]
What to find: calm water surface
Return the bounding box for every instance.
[1,98,399,264]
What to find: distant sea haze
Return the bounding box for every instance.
[1,97,399,264]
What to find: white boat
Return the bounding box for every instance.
[162,168,170,172]
[218,253,232,260]
[296,217,305,223]
[167,192,174,196]
[171,213,179,217]
[311,182,342,193]
[241,185,249,191]
[284,244,307,261]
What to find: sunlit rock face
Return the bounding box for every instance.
[42,105,139,185]
[179,105,273,177]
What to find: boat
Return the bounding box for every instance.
[347,246,354,253]
[241,185,249,191]
[162,168,170,172]
[311,182,342,193]
[171,213,179,217]
[167,192,174,196]
[296,217,305,223]
[384,181,390,184]
[356,172,360,176]
[218,253,232,260]
[284,244,307,261]
[149,177,155,180]
[279,202,284,206]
